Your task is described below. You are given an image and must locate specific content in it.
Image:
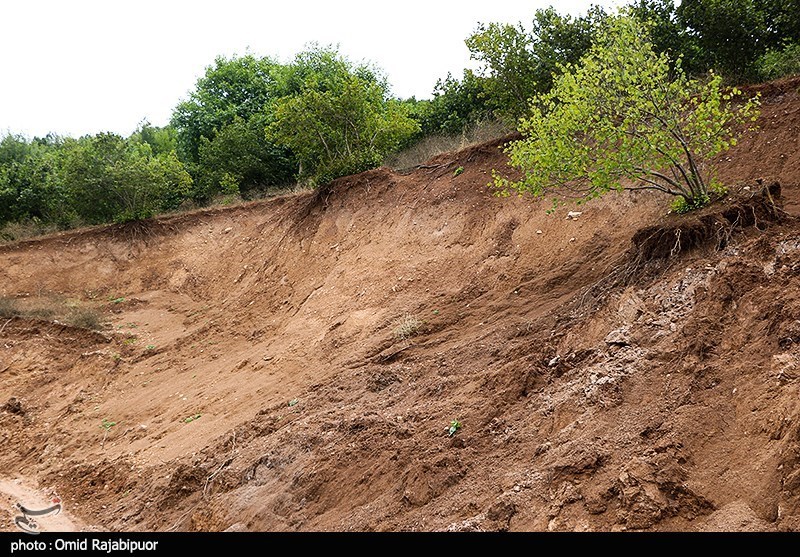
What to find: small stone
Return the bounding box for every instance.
[536,230,543,234]
[223,227,232,234]
[605,328,630,346]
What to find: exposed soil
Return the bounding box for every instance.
[1,78,800,532]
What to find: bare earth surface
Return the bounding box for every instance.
[1,78,800,532]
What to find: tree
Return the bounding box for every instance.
[408,70,493,137]
[171,54,282,165]
[466,7,608,120]
[677,0,800,81]
[196,114,294,198]
[266,47,419,186]
[493,15,760,212]
[0,134,71,226]
[129,121,178,156]
[61,133,191,223]
[627,0,709,76]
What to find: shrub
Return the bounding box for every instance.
[493,15,760,211]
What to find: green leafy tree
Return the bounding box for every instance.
[61,134,191,223]
[196,114,294,198]
[466,7,608,120]
[627,0,709,75]
[0,134,72,226]
[493,15,760,211]
[677,0,800,81]
[267,48,419,186]
[129,121,178,156]
[418,70,493,136]
[171,54,282,165]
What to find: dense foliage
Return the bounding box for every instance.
[493,16,761,209]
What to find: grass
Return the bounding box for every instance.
[0,218,64,244]
[65,306,103,329]
[384,119,511,171]
[0,297,18,319]
[0,294,103,330]
[393,313,424,341]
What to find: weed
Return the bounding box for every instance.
[393,313,423,340]
[109,297,126,304]
[453,166,465,177]
[0,297,17,318]
[64,307,102,330]
[670,193,710,214]
[384,119,510,171]
[146,344,156,350]
[447,420,462,437]
[99,418,117,448]
[288,398,299,407]
[184,414,202,423]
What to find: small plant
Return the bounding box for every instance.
[64,307,102,330]
[447,419,462,437]
[99,418,117,448]
[0,297,18,319]
[453,166,465,177]
[184,413,202,423]
[109,297,126,304]
[670,193,710,214]
[288,398,299,407]
[393,313,423,340]
[146,344,156,350]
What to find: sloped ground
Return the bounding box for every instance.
[1,78,799,532]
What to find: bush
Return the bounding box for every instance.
[494,15,760,210]
[756,43,800,80]
[267,48,419,186]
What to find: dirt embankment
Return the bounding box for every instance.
[1,78,800,532]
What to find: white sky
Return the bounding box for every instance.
[0,0,624,138]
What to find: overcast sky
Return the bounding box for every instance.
[1,0,624,138]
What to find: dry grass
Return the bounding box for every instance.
[393,313,424,341]
[64,306,103,330]
[0,219,63,244]
[0,294,103,330]
[0,297,18,318]
[385,119,512,171]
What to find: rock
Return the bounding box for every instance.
[605,328,631,346]
[567,211,583,220]
[223,227,232,234]
[1,397,24,415]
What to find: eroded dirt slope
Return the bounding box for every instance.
[1,78,799,532]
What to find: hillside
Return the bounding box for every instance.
[1,77,800,532]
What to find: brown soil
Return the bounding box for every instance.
[1,78,800,532]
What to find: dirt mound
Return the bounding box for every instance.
[2,80,800,532]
